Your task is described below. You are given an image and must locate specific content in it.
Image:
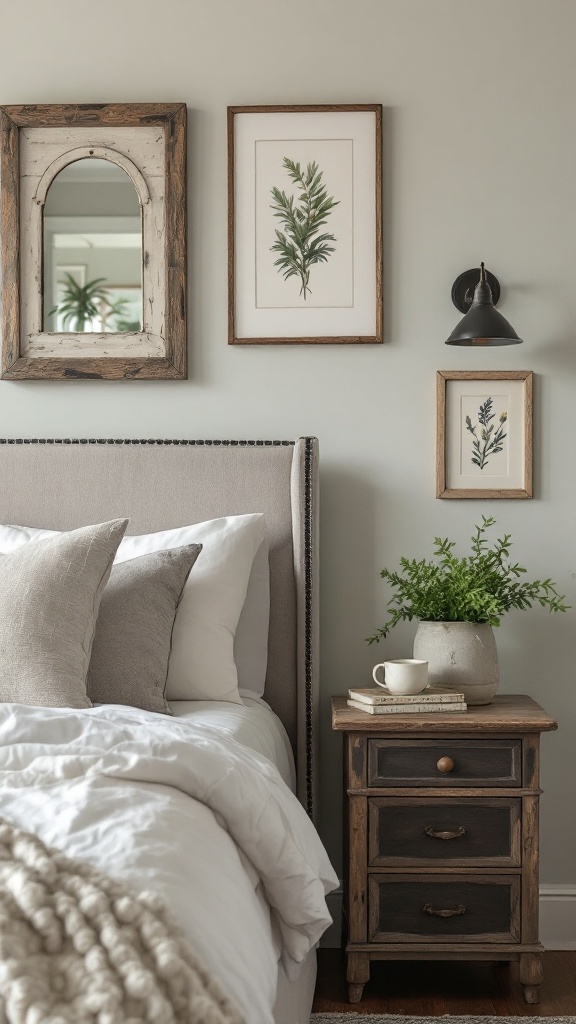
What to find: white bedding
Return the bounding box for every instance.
[171,691,297,791]
[0,701,337,1024]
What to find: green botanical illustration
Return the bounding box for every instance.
[270,158,339,300]
[466,397,507,470]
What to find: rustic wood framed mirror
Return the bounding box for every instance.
[0,103,186,380]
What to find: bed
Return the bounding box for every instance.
[0,436,337,1024]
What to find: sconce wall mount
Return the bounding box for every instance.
[446,262,522,346]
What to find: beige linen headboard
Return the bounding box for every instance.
[0,437,319,816]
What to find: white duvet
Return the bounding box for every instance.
[0,703,338,1024]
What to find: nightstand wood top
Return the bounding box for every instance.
[331,694,557,733]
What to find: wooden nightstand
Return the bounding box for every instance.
[332,694,557,1005]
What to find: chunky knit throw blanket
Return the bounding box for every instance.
[0,818,245,1024]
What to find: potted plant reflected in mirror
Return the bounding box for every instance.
[366,517,568,705]
[49,274,141,333]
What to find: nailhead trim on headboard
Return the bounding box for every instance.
[0,438,296,446]
[0,436,316,816]
[303,437,315,817]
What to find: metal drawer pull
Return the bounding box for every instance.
[424,825,467,840]
[436,756,454,774]
[423,903,466,918]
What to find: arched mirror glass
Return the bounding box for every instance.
[43,158,143,333]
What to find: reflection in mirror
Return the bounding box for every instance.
[43,158,143,333]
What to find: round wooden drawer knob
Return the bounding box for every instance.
[436,756,454,774]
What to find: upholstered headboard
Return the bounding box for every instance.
[0,437,319,816]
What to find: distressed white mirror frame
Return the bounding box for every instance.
[0,103,187,380]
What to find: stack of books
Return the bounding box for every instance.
[347,686,467,715]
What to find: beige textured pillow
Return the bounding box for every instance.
[0,519,128,708]
[87,544,203,715]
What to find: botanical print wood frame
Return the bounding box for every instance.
[228,104,383,344]
[0,103,186,380]
[436,371,533,499]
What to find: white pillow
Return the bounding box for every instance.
[234,538,269,696]
[0,514,266,705]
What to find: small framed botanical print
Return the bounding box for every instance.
[227,104,383,344]
[436,370,533,499]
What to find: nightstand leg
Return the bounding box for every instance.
[347,951,370,1003]
[519,952,543,1004]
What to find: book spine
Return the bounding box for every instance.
[347,699,467,715]
[348,691,464,706]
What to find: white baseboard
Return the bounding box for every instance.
[539,885,576,950]
[322,886,576,950]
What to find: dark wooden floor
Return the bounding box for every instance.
[313,950,576,1016]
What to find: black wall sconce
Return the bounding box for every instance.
[446,262,523,346]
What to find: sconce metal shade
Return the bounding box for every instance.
[445,263,522,346]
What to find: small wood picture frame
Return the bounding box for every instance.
[436,370,533,499]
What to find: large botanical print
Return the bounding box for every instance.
[228,105,382,344]
[270,157,340,303]
[437,371,533,499]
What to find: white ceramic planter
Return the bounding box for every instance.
[413,620,499,705]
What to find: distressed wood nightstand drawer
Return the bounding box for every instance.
[367,738,522,787]
[368,874,520,943]
[368,797,521,867]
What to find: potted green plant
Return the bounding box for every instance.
[367,517,568,704]
[50,274,132,333]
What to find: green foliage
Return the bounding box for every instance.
[366,516,569,645]
[49,274,136,332]
[270,158,339,300]
[49,274,111,332]
[466,397,508,470]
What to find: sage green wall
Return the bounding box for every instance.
[1,0,574,887]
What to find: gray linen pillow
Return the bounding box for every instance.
[0,519,128,708]
[87,544,203,714]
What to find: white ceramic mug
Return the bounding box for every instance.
[372,658,429,695]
